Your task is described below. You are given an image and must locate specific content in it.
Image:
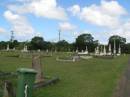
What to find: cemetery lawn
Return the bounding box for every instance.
[0,53,129,97]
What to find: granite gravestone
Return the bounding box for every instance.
[32,55,44,83]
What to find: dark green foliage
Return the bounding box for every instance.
[108,35,126,53]
[75,33,98,52]
[30,36,44,50]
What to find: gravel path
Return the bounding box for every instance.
[113,58,130,97]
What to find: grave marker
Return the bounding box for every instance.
[32,55,44,83]
[6,44,9,51]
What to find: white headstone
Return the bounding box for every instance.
[6,44,9,51]
[22,45,28,52]
[100,46,104,56]
[103,45,106,55]
[13,47,15,51]
[85,46,88,54]
[76,48,78,53]
[108,44,112,55]
[95,46,99,55]
[46,49,49,53]
[37,49,41,52]
[118,45,121,54]
[113,40,116,55]
[117,44,121,56]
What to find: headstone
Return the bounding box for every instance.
[85,46,88,54]
[22,45,28,52]
[13,47,15,51]
[37,49,41,52]
[6,44,9,51]
[3,81,15,97]
[95,46,99,55]
[117,44,121,56]
[108,44,112,55]
[55,49,57,53]
[100,46,104,56]
[76,48,78,53]
[118,45,121,54]
[46,49,49,54]
[103,45,106,55]
[113,40,116,55]
[3,82,9,97]
[32,55,44,83]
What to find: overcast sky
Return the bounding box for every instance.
[0,0,130,44]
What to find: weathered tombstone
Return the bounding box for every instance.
[3,82,9,97]
[3,81,15,97]
[32,55,44,83]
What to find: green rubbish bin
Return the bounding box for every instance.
[16,68,37,97]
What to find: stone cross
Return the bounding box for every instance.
[32,55,44,83]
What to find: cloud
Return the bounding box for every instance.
[4,10,37,41]
[0,28,6,33]
[69,0,127,29]
[59,22,76,32]
[8,0,68,21]
[68,5,80,16]
[68,0,130,43]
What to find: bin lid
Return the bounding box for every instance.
[17,68,37,74]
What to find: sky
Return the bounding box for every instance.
[0,0,130,44]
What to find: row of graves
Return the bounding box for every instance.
[78,44,121,59]
[56,43,122,62]
[94,44,121,59]
[0,54,59,97]
[3,44,53,59]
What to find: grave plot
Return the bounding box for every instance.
[56,53,80,62]
[76,46,93,60]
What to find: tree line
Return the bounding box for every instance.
[0,33,130,53]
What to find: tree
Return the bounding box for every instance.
[30,36,44,50]
[0,41,6,50]
[75,33,96,52]
[108,35,126,53]
[56,40,69,51]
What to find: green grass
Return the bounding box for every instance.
[0,52,129,97]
